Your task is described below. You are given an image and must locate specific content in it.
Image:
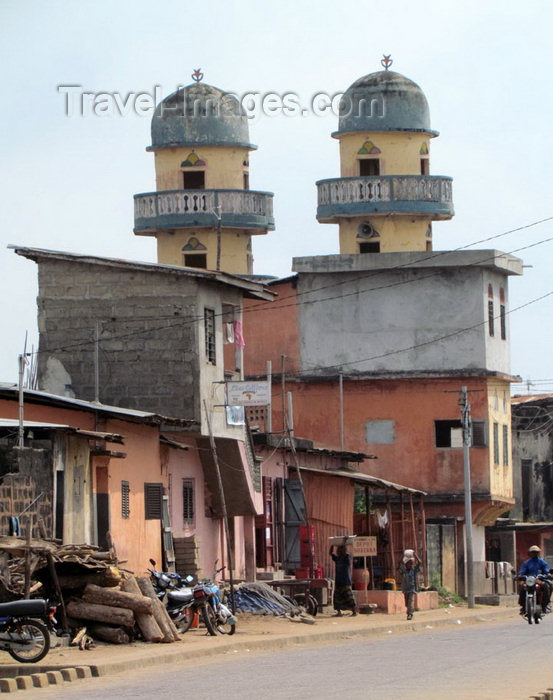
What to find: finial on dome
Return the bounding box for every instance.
[192,68,204,83]
[381,54,393,70]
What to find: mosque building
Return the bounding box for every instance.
[133,70,274,275]
[242,57,522,595]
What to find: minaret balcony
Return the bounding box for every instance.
[316,175,454,222]
[134,189,275,234]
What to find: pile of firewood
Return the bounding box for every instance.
[0,537,181,645]
[66,576,180,645]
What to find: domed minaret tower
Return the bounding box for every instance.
[316,56,453,254]
[134,70,274,275]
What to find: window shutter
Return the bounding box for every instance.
[144,483,163,520]
[121,481,130,519]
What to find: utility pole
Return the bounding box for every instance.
[18,354,25,448]
[215,194,222,272]
[459,386,475,608]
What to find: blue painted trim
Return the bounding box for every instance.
[134,212,275,232]
[317,201,454,220]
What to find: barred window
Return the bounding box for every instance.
[502,424,509,466]
[204,308,216,364]
[488,284,494,337]
[121,481,130,519]
[183,479,194,524]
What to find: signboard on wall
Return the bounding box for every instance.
[226,381,270,407]
[352,536,377,557]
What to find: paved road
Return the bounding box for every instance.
[28,617,553,699]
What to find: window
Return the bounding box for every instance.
[500,288,506,340]
[144,483,163,520]
[502,424,509,466]
[365,420,395,445]
[121,481,130,519]
[184,253,207,269]
[183,171,205,189]
[182,479,194,524]
[435,420,463,448]
[493,423,500,465]
[472,420,488,447]
[488,284,494,337]
[420,159,429,175]
[359,241,380,253]
[204,308,216,364]
[359,159,380,176]
[243,172,249,190]
[435,420,488,448]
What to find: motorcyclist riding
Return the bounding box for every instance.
[518,545,551,615]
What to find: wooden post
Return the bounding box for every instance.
[386,491,395,577]
[420,493,428,587]
[409,493,417,550]
[400,493,405,554]
[46,552,69,633]
[23,528,31,599]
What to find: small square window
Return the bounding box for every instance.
[359,159,380,176]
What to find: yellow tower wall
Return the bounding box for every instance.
[339,217,430,253]
[336,131,432,252]
[338,132,430,177]
[153,146,250,191]
[157,228,252,275]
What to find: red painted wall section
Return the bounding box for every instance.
[243,279,300,377]
[273,377,492,496]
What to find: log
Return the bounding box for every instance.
[57,568,123,590]
[66,600,134,628]
[89,624,131,644]
[70,627,88,647]
[82,583,153,614]
[121,577,163,643]
[136,577,179,642]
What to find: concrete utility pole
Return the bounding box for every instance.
[459,386,475,608]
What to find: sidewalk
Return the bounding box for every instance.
[0,604,519,692]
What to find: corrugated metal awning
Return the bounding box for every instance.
[296,464,426,495]
[0,419,124,444]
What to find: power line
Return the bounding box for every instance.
[17,215,553,364]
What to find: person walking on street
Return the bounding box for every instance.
[398,549,421,620]
[329,541,357,617]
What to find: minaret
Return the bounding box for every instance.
[134,69,274,275]
[316,56,453,254]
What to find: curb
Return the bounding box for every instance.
[0,607,517,692]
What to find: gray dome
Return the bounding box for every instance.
[149,82,256,151]
[334,70,438,138]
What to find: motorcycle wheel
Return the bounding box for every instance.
[215,615,236,635]
[174,606,194,634]
[293,593,318,616]
[7,619,50,663]
[200,603,217,636]
[526,597,535,624]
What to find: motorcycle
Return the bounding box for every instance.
[518,574,549,625]
[148,560,195,633]
[0,598,56,663]
[194,563,236,636]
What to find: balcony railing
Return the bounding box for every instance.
[134,189,275,233]
[316,175,454,221]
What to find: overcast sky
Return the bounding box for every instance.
[2,0,552,393]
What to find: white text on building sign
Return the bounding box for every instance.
[226,381,270,407]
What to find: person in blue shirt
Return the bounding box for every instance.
[518,545,551,614]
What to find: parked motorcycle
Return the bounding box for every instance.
[0,598,56,663]
[148,560,195,633]
[518,574,549,624]
[194,563,236,636]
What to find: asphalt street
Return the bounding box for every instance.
[26,616,553,700]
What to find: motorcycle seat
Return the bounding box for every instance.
[0,599,47,618]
